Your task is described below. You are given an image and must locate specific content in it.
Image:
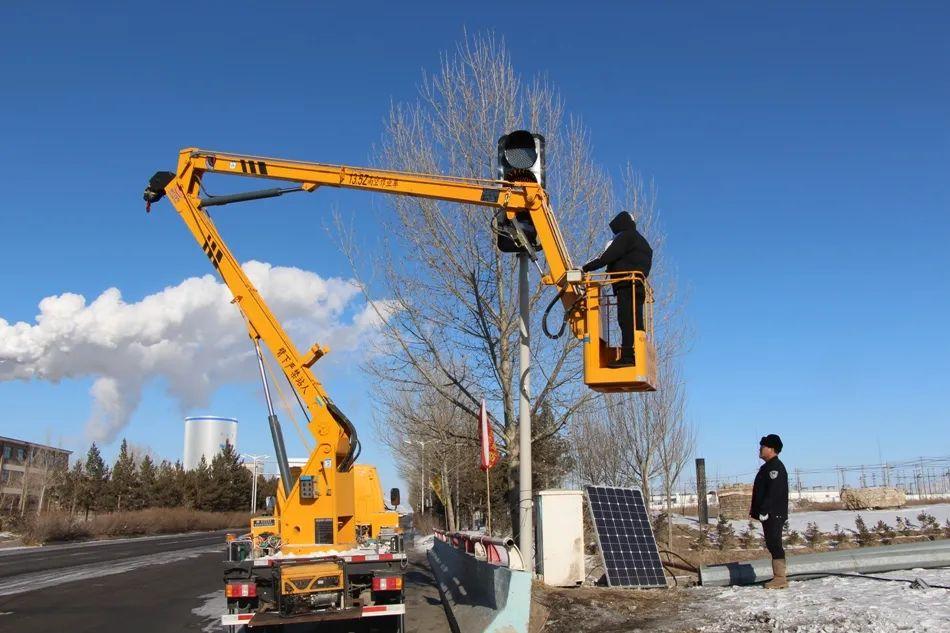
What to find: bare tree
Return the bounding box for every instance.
[618,168,691,514]
[372,372,468,531]
[569,399,630,487]
[340,32,610,536]
[654,366,694,547]
[18,445,66,516]
[570,390,668,506]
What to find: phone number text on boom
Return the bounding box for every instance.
[347,173,399,188]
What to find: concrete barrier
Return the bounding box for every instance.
[427,538,532,633]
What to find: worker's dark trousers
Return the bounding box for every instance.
[761,517,786,560]
[614,281,646,359]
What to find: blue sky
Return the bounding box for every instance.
[1,2,947,490]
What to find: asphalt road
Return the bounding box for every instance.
[0,532,450,633]
[0,530,231,584]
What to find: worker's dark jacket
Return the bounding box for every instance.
[581,212,653,286]
[750,456,789,519]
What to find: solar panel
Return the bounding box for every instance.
[585,485,666,588]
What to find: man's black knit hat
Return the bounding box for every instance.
[760,434,783,453]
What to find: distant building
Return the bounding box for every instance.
[790,486,840,504]
[0,436,71,514]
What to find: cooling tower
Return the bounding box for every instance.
[183,416,238,470]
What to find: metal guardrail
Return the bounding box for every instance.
[433,529,526,571]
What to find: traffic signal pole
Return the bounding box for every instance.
[518,253,534,573]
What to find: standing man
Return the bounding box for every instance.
[581,212,653,367]
[750,434,789,589]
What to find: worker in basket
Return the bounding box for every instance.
[582,212,653,367]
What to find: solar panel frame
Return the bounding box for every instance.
[585,485,667,588]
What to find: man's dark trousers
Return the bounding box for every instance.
[614,281,646,358]
[762,517,785,560]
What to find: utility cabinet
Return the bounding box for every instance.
[534,489,585,586]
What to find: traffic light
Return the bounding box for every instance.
[497,130,545,186]
[495,130,545,254]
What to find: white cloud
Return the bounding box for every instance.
[0,261,390,444]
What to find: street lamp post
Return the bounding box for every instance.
[404,440,427,515]
[242,454,269,513]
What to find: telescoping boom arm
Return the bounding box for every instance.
[150,147,583,294]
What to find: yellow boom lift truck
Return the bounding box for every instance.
[143,131,656,631]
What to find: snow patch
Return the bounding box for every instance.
[192,590,228,633]
[685,567,950,632]
[414,534,435,552]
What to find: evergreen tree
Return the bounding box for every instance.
[80,443,109,519]
[110,439,142,511]
[54,459,85,515]
[692,525,709,551]
[153,460,184,507]
[738,520,758,549]
[785,528,803,546]
[173,461,188,506]
[896,516,914,536]
[917,512,940,539]
[874,520,895,544]
[207,442,252,511]
[206,451,230,511]
[531,402,574,490]
[832,523,849,547]
[854,515,874,546]
[138,455,157,508]
[257,475,279,510]
[715,515,736,550]
[185,456,213,510]
[804,521,825,548]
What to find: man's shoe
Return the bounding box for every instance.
[764,559,788,589]
[607,356,636,368]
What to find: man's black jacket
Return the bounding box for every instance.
[750,456,789,519]
[581,212,653,285]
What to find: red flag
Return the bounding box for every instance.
[479,399,498,471]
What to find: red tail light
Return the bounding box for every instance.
[372,575,403,592]
[226,581,257,598]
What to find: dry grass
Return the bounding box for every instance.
[20,508,250,544]
[792,499,846,511]
[20,512,92,543]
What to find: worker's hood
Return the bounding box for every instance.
[609,212,636,235]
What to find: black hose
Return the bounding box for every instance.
[541,288,566,339]
[327,399,360,471]
[789,571,950,589]
[658,549,700,573]
[542,288,583,340]
[662,564,679,587]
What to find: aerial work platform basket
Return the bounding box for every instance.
[581,271,657,393]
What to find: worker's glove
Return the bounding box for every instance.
[759,514,769,521]
[581,262,593,272]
